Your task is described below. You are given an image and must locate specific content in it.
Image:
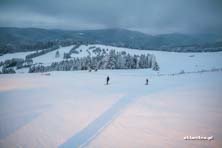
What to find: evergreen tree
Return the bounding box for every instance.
[152,61,160,71]
[28,51,159,73]
[55,50,60,58]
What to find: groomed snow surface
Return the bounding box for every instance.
[0,70,222,148]
[0,45,222,148]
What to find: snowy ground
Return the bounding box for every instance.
[0,46,222,147]
[86,71,222,148]
[0,69,222,148]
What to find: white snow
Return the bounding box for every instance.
[87,74,222,148]
[0,44,222,74]
[70,45,92,58]
[0,69,222,147]
[0,51,34,62]
[32,45,74,66]
[0,45,222,147]
[71,44,222,74]
[1,44,221,74]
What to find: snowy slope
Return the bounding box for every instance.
[0,69,222,148]
[86,71,222,148]
[0,51,34,62]
[1,44,222,147]
[71,44,222,74]
[70,45,91,58]
[0,44,222,74]
[32,45,74,66]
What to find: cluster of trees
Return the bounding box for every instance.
[160,46,222,52]
[69,44,81,54]
[29,50,159,73]
[3,58,24,68]
[1,67,16,74]
[55,50,60,58]
[1,28,222,55]
[62,44,82,59]
[63,53,71,59]
[0,33,86,55]
[26,46,59,59]
[0,41,59,55]
[0,58,33,74]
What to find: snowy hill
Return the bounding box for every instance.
[0,51,34,63]
[32,45,75,66]
[0,44,222,74]
[72,44,222,73]
[0,69,222,147]
[0,44,222,147]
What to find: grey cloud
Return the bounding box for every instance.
[0,0,222,34]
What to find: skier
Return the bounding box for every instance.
[145,78,149,85]
[106,76,110,85]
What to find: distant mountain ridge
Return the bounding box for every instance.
[0,27,222,54]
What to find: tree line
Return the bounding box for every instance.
[29,50,159,73]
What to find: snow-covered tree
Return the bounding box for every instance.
[106,50,117,69]
[63,53,71,59]
[152,61,160,71]
[55,50,60,58]
[28,51,159,73]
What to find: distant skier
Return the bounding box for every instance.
[106,76,110,85]
[145,78,149,85]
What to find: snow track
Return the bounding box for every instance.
[60,94,139,148]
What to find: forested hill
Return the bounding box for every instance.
[0,27,222,54]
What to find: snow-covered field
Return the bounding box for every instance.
[0,70,222,148]
[1,44,222,74]
[0,45,222,148]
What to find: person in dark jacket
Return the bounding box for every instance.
[106,76,110,85]
[146,78,149,85]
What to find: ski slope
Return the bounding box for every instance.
[0,45,222,147]
[0,69,222,148]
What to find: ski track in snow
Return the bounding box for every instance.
[59,94,139,148]
[0,70,221,147]
[1,44,222,147]
[59,68,180,148]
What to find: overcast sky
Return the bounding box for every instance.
[0,0,222,34]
